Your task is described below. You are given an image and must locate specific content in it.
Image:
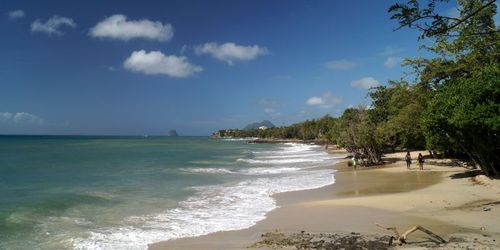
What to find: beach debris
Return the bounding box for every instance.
[470,174,492,186]
[375,223,446,246]
[249,229,391,249]
[250,230,499,249]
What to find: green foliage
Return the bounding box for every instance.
[390,0,499,176]
[395,0,499,88]
[336,107,385,165]
[389,0,497,39]
[422,64,500,176]
[369,81,430,150]
[213,115,340,143]
[334,81,430,165]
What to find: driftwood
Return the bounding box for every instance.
[376,223,446,246]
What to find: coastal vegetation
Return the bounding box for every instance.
[214,0,499,176]
[389,0,500,176]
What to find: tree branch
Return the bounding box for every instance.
[444,0,497,33]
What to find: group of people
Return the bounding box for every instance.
[405,151,424,170]
[348,151,425,170]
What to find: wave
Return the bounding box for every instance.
[182,167,302,175]
[72,169,336,250]
[258,152,329,159]
[251,145,321,156]
[237,157,328,164]
[219,137,258,141]
[240,167,301,175]
[180,167,236,174]
[71,142,339,249]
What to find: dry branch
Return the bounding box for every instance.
[376,223,446,246]
[375,223,400,238]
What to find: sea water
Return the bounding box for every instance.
[0,136,342,249]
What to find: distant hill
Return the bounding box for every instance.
[168,130,179,136]
[243,120,275,130]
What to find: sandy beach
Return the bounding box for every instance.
[149,151,500,249]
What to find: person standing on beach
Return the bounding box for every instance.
[418,153,424,170]
[405,151,412,169]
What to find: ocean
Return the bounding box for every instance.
[0,136,341,249]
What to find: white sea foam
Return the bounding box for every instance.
[239,144,333,165]
[241,166,301,175]
[252,145,321,156]
[219,137,258,141]
[182,167,302,175]
[72,170,336,250]
[258,152,327,159]
[237,157,328,164]
[72,143,340,250]
[181,167,236,174]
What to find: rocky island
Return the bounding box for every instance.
[168,129,178,137]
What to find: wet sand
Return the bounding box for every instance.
[149,152,500,249]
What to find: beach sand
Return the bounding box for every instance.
[149,151,500,249]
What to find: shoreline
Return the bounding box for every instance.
[149,151,500,249]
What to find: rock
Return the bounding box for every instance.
[168,130,179,137]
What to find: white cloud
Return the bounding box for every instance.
[380,46,405,56]
[0,112,44,125]
[306,92,342,109]
[31,16,76,35]
[264,108,280,117]
[384,57,401,68]
[258,99,282,117]
[123,50,203,78]
[195,42,268,65]
[0,112,13,122]
[8,10,25,19]
[263,108,274,113]
[13,112,44,124]
[89,14,173,41]
[325,59,357,70]
[351,77,379,89]
[306,96,323,105]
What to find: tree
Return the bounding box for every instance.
[391,0,499,88]
[369,81,430,151]
[389,0,499,176]
[422,64,500,176]
[337,107,385,165]
[389,0,497,39]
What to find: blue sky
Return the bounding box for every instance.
[0,1,465,135]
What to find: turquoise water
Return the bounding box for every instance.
[0,136,340,249]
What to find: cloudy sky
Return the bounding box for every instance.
[0,0,460,135]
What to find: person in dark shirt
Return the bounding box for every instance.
[405,151,412,169]
[418,153,424,170]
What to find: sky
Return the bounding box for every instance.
[0,0,469,135]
